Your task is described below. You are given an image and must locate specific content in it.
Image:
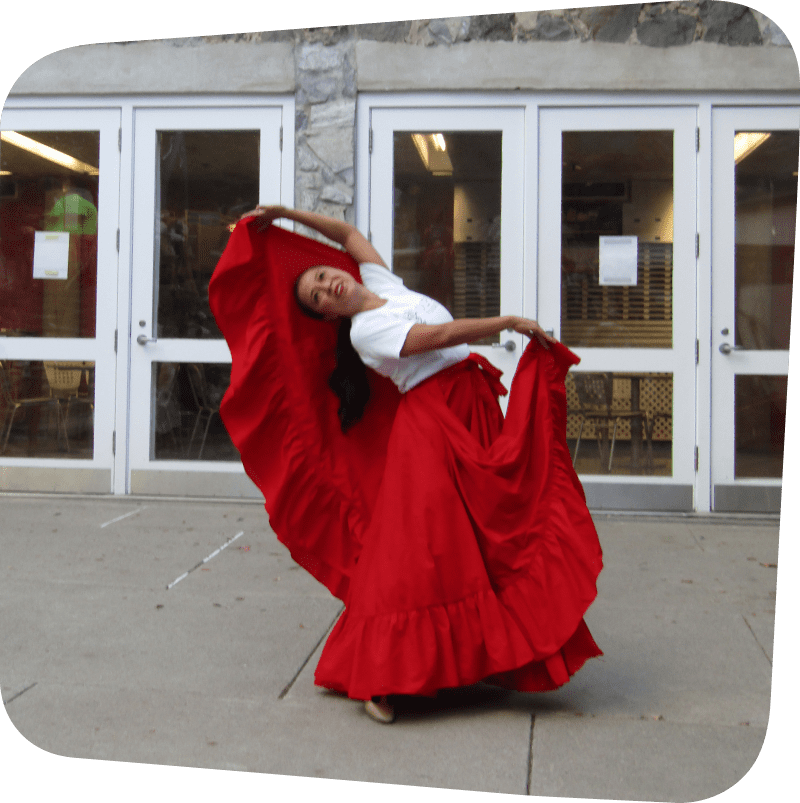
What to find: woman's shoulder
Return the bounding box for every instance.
[359,262,404,288]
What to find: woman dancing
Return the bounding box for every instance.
[209,204,603,724]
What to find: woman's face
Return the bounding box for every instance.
[296,265,361,320]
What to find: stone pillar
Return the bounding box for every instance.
[294,39,356,242]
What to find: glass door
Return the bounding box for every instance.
[710,107,798,513]
[127,107,283,496]
[538,107,698,510]
[0,108,120,492]
[368,107,525,409]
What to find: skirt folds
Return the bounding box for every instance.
[314,341,603,700]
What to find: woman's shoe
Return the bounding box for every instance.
[365,695,395,724]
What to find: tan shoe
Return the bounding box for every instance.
[365,695,395,724]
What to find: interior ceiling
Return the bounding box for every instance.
[735,130,799,179]
[395,131,502,182]
[1,131,99,179]
[158,130,260,183]
[393,130,680,184]
[1,130,261,183]
[563,131,675,183]
[5,127,794,190]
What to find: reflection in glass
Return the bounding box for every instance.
[0,131,99,338]
[155,131,259,339]
[734,131,797,350]
[152,362,238,462]
[561,131,674,348]
[735,375,786,478]
[566,371,672,476]
[0,359,94,458]
[393,132,502,344]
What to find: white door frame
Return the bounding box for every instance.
[5,92,795,503]
[364,104,526,398]
[538,106,699,510]
[0,106,121,492]
[710,105,798,512]
[126,104,286,495]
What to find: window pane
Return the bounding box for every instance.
[567,371,672,476]
[735,375,786,478]
[155,131,259,339]
[734,131,797,350]
[0,359,94,458]
[153,362,238,462]
[1,131,99,338]
[393,132,502,345]
[561,131,674,349]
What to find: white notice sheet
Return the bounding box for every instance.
[33,231,70,280]
[599,235,638,286]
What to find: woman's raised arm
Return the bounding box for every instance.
[400,316,556,357]
[241,205,387,267]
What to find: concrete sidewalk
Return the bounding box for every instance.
[0,495,781,801]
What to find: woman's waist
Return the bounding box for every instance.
[413,352,508,398]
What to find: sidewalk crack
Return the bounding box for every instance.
[686,526,706,552]
[525,714,535,795]
[742,614,771,666]
[3,682,37,706]
[278,605,343,700]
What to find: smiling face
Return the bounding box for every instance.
[295,265,362,321]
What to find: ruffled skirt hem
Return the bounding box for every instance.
[313,342,603,700]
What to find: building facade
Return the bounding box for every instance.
[1,3,797,512]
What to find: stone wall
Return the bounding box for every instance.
[203,4,790,48]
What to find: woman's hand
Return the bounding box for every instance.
[238,204,286,229]
[236,206,386,266]
[508,317,557,348]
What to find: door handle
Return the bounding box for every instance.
[719,343,744,354]
[136,334,157,346]
[492,340,516,353]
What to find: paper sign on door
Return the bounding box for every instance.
[33,231,70,280]
[599,235,638,286]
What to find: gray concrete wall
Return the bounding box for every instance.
[8,4,798,229]
[11,40,295,95]
[354,39,799,91]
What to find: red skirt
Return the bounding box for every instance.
[314,350,603,700]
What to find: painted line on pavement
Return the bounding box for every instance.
[100,507,147,529]
[167,530,244,590]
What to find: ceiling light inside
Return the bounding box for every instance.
[733,132,771,165]
[0,131,99,176]
[412,133,453,176]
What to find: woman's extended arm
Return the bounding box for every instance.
[400,316,555,356]
[240,205,387,267]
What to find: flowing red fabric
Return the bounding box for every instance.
[209,219,603,701]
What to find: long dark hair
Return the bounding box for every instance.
[293,273,371,432]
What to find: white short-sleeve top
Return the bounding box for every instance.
[349,263,469,393]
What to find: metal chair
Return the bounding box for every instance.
[571,372,650,473]
[185,364,221,459]
[0,361,61,454]
[643,408,672,472]
[43,361,94,452]
[154,362,184,453]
